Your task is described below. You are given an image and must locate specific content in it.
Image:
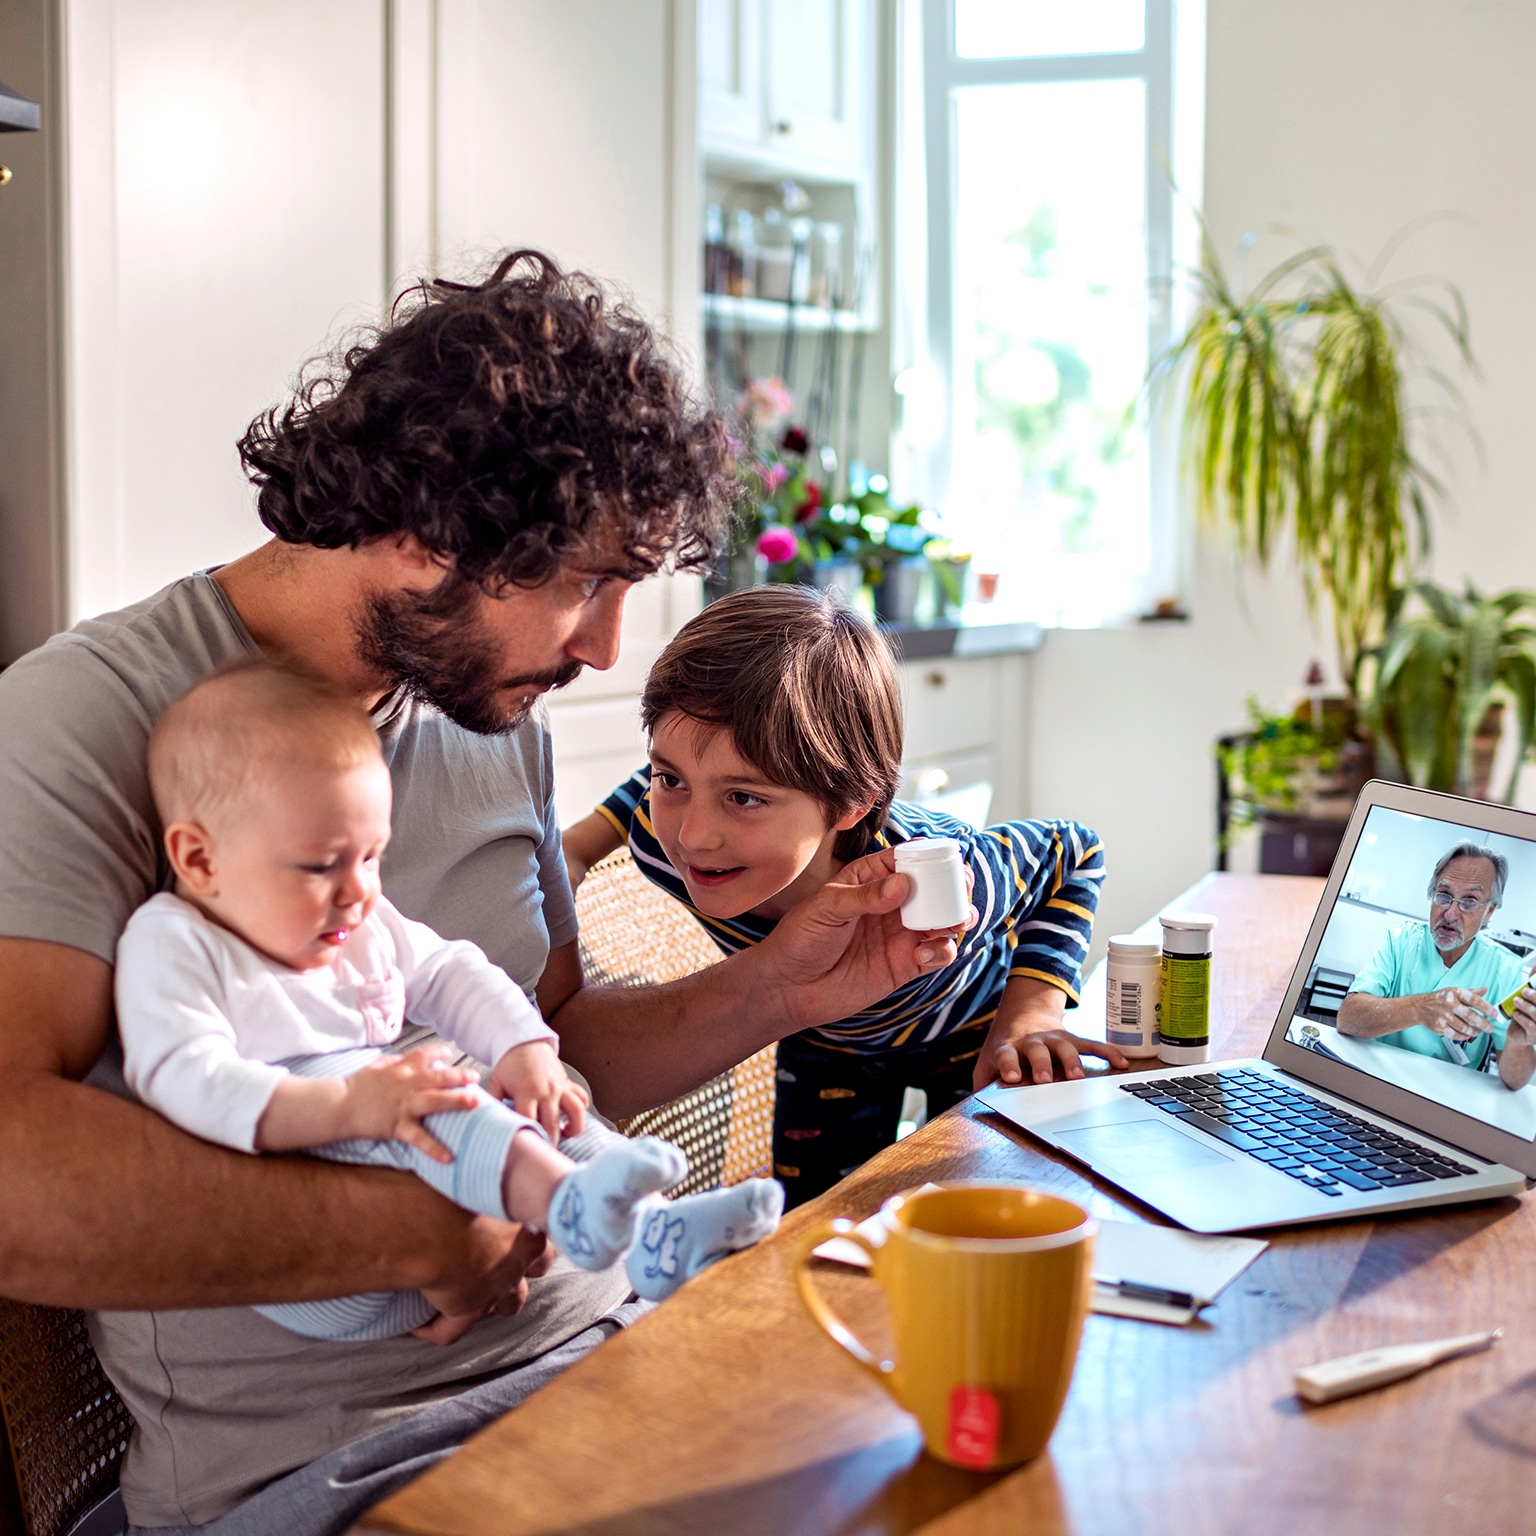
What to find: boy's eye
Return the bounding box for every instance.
[653,771,683,791]
[299,861,337,876]
[728,791,767,809]
[575,576,606,600]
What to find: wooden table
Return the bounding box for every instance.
[354,874,1536,1536]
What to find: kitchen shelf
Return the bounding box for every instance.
[700,293,875,334]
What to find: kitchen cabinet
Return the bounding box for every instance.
[699,0,873,180]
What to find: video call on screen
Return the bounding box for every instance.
[1286,806,1536,1140]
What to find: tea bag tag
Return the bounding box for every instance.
[946,1385,1000,1469]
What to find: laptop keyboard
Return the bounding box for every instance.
[1119,1069,1476,1198]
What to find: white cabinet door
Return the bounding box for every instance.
[699,0,763,149]
[762,0,868,174]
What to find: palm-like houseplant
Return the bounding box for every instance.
[1164,242,1471,698]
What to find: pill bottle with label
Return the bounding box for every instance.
[1105,935,1162,1058]
[892,837,969,931]
[1158,912,1218,1065]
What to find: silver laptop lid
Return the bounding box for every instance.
[1263,780,1536,1180]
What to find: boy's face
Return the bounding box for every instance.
[647,712,864,921]
[167,759,394,970]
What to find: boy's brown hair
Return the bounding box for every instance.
[640,586,904,860]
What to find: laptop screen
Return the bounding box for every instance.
[1283,803,1536,1140]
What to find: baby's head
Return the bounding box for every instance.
[639,586,903,919]
[148,661,391,970]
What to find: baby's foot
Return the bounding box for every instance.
[624,1178,784,1301]
[548,1137,688,1271]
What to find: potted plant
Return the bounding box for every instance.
[1163,241,1471,700]
[1164,239,1479,860]
[1361,582,1536,801]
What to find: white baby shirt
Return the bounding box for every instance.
[116,892,557,1153]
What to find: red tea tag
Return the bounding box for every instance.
[946,1384,1000,1469]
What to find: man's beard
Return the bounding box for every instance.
[356,577,583,735]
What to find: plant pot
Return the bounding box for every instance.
[810,559,863,604]
[1468,700,1505,801]
[874,557,927,623]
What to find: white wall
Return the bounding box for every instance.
[64,0,389,621]
[1029,0,1536,957]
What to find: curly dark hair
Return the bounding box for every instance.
[238,250,734,587]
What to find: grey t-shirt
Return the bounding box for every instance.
[0,573,628,1527]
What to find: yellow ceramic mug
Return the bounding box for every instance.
[794,1183,1095,1471]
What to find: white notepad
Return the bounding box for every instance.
[811,1194,1267,1327]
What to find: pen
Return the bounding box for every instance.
[1095,1278,1203,1310]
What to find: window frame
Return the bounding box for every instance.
[915,0,1197,624]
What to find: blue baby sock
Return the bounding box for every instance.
[548,1136,688,1271]
[625,1178,785,1301]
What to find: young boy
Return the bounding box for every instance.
[115,661,781,1341]
[563,586,1123,1208]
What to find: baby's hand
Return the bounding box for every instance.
[487,1040,588,1140]
[343,1045,480,1164]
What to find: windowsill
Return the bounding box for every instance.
[878,615,1043,660]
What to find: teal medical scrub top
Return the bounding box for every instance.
[1348,920,1527,1068]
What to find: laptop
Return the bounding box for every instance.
[977,780,1536,1232]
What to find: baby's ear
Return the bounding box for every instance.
[164,821,219,894]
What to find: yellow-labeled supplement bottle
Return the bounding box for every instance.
[1158,912,1217,1065]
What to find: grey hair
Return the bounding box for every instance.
[1429,842,1509,907]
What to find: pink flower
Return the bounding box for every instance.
[761,461,789,495]
[757,526,799,564]
[737,377,794,428]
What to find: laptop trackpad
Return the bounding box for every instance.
[1057,1119,1236,1177]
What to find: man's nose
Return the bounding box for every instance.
[565,582,630,672]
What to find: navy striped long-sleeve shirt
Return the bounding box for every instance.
[596,766,1104,1056]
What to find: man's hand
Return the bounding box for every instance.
[414,1220,554,1344]
[973,975,1129,1088]
[339,1045,480,1162]
[769,850,975,1032]
[1413,986,1500,1043]
[486,1040,589,1139]
[1507,984,1536,1048]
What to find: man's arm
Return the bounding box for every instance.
[1336,987,1498,1043]
[0,937,543,1316]
[546,851,963,1117]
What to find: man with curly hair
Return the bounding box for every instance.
[0,252,961,1535]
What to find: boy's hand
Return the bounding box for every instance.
[973,975,1128,1089]
[487,1040,589,1140]
[977,1023,1129,1089]
[342,1045,480,1163]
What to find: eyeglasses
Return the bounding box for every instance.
[1431,890,1491,914]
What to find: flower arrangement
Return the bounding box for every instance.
[723,379,964,617]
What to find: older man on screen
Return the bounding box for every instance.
[1337,843,1536,1091]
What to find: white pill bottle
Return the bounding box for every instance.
[1105,935,1162,1059]
[893,837,969,931]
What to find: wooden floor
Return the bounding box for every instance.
[354,874,1536,1536]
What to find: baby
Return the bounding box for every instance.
[115,660,782,1342]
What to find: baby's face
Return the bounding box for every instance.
[647,712,856,922]
[190,759,394,970]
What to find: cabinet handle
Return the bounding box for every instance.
[925,670,946,689]
[772,118,793,135]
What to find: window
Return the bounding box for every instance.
[909,0,1202,625]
